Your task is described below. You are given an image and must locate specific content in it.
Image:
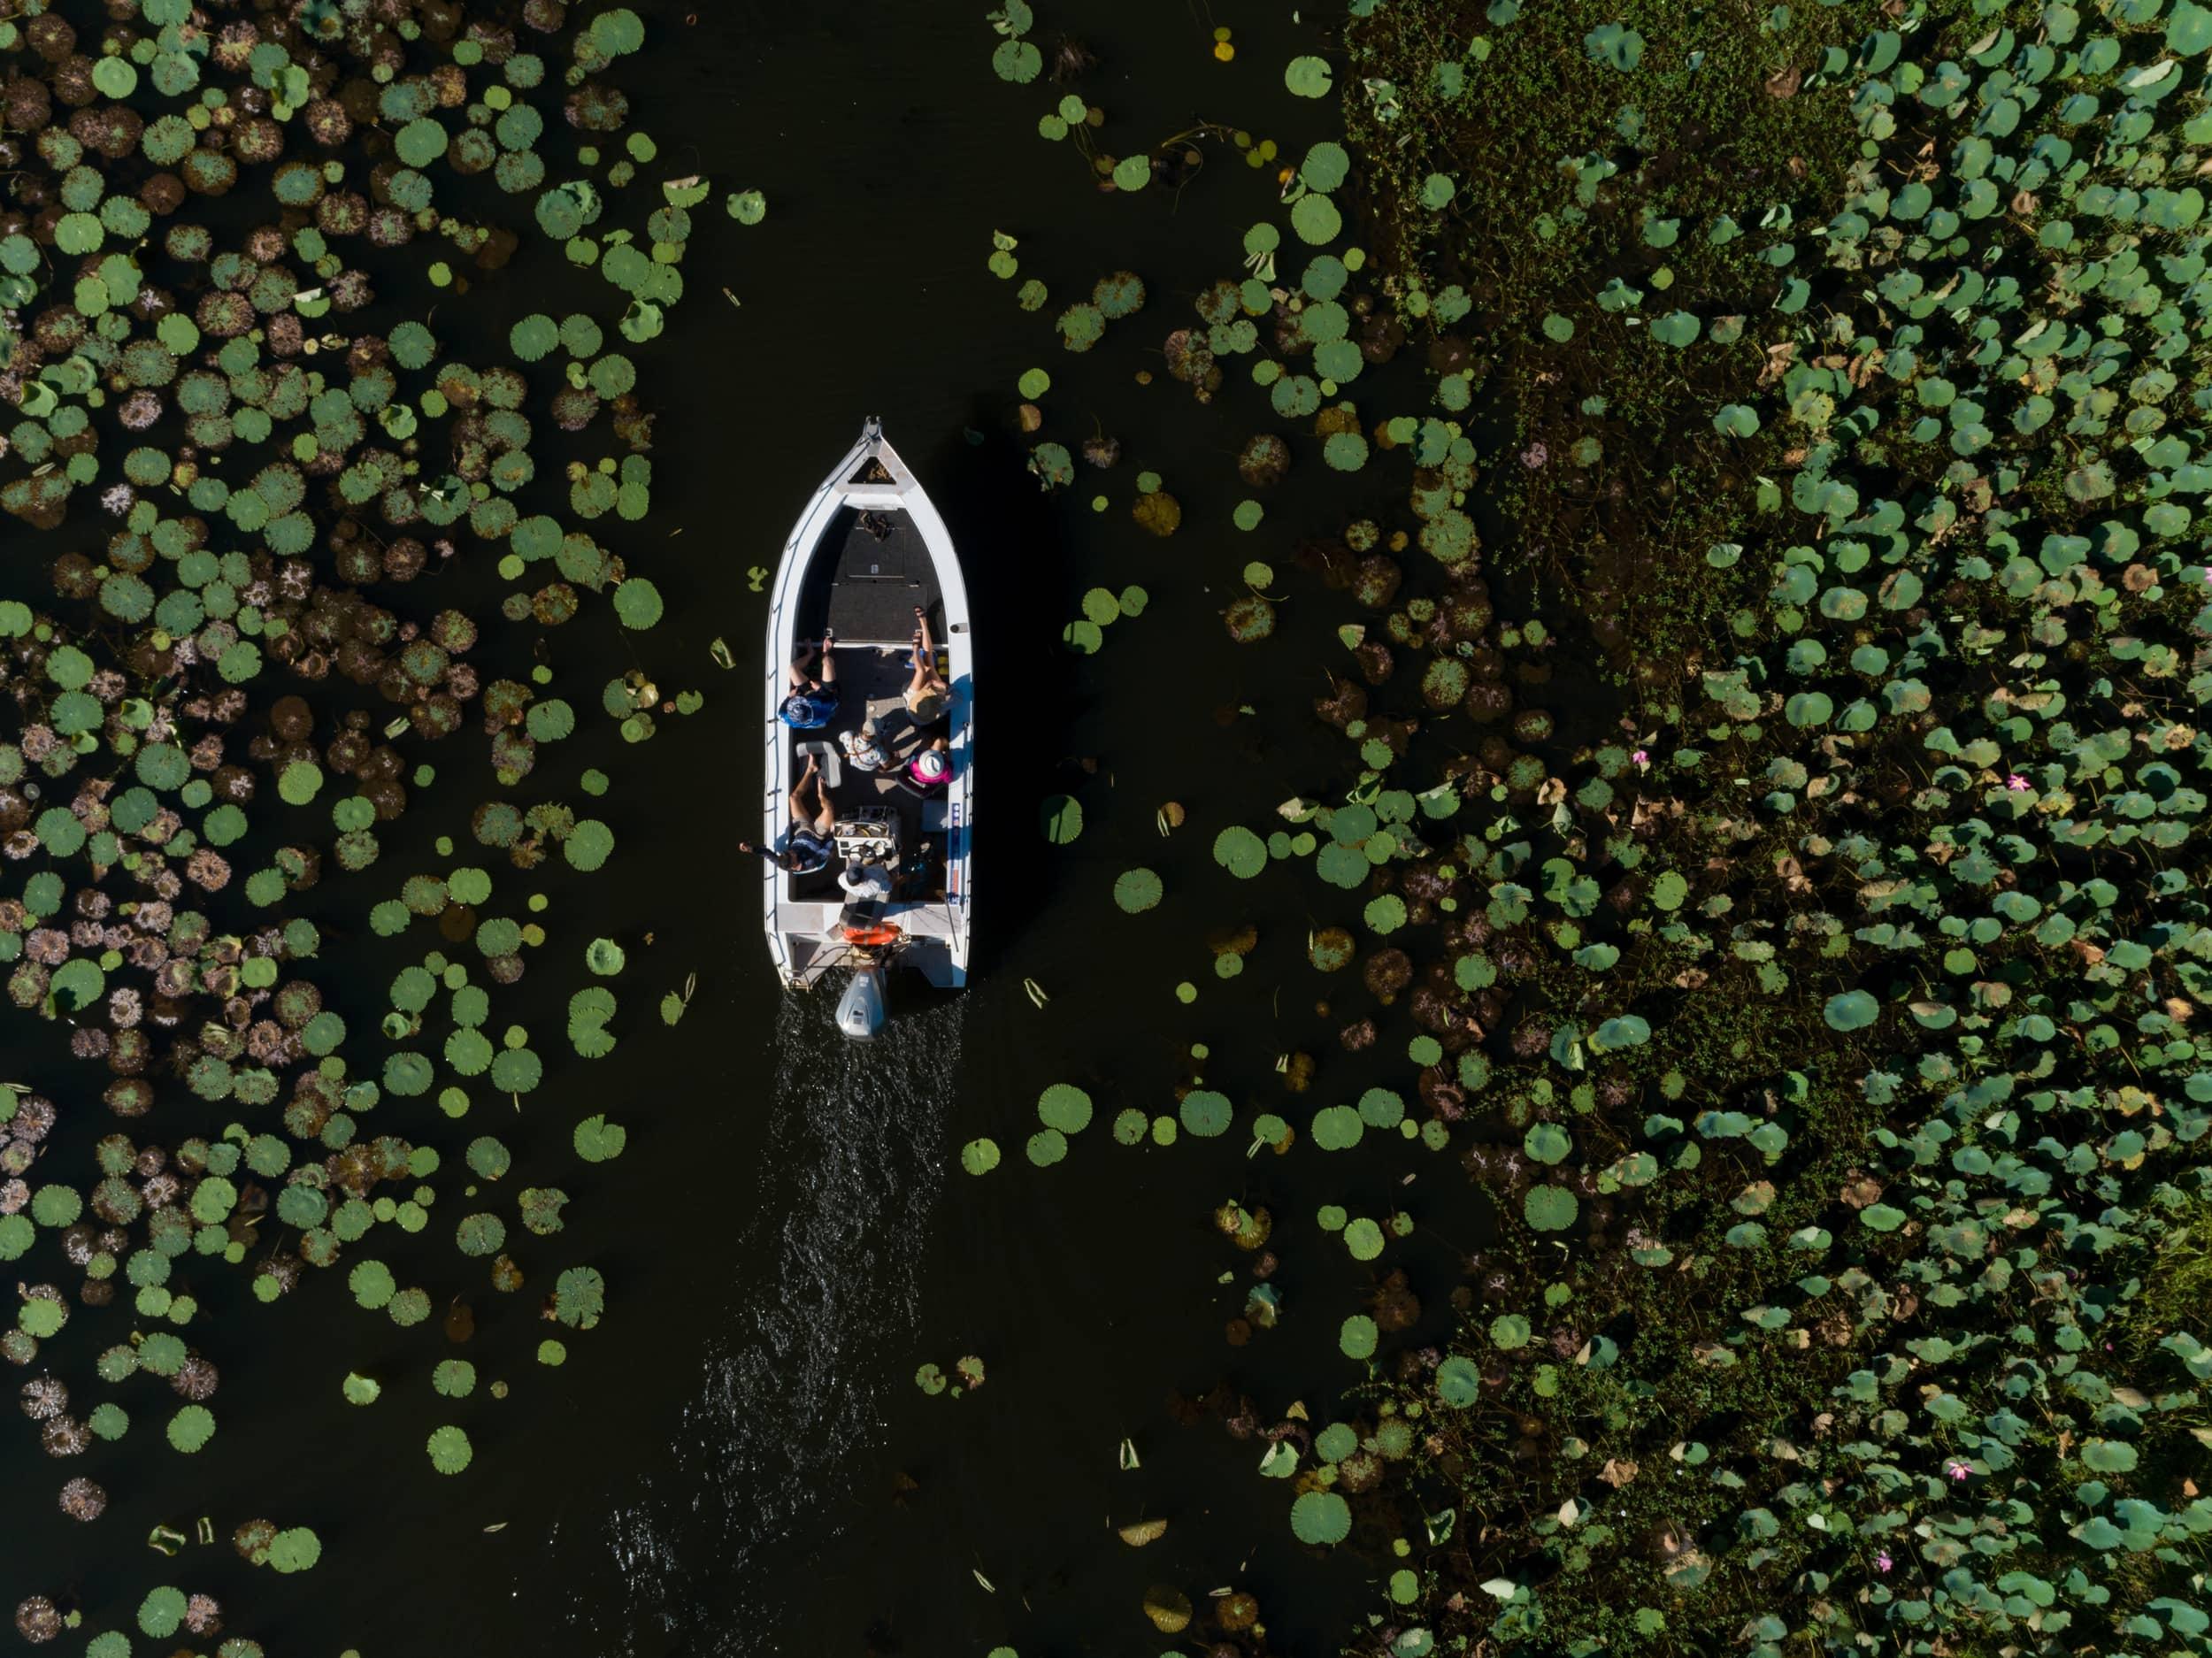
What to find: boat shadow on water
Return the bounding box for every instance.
[561,989,962,1655]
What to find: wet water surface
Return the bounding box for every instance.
[3,4,1417,1654]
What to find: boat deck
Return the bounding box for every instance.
[764,419,972,995]
[796,503,943,645]
[781,505,950,909]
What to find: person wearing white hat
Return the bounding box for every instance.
[906,737,951,792]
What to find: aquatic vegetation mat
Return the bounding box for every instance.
[954,3,2212,1656]
[0,0,722,1646]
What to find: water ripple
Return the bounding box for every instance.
[562,986,958,1655]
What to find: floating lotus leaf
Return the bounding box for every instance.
[1301,142,1352,192]
[1179,1090,1232,1137]
[573,1115,628,1162]
[1142,1585,1193,1632]
[961,1138,1002,1175]
[1214,826,1267,878]
[1312,1105,1363,1151]
[1285,55,1335,97]
[269,1526,323,1573]
[1584,21,1644,70]
[139,1587,188,1637]
[1525,1123,1571,1163]
[1093,272,1146,319]
[429,1359,478,1401]
[511,313,560,362]
[1038,1084,1093,1133]
[456,1213,506,1258]
[1041,795,1085,843]
[1524,1186,1579,1231]
[426,1424,473,1474]
[1291,192,1343,245]
[1824,990,1878,1031]
[1132,490,1181,535]
[1057,303,1105,351]
[611,578,664,631]
[553,1265,606,1329]
[1230,596,1283,641]
[165,1404,215,1453]
[1290,1490,1352,1545]
[1435,1355,1481,1407]
[566,820,617,871]
[1115,868,1164,913]
[993,39,1043,82]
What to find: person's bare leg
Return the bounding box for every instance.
[787,641,817,691]
[787,754,820,825]
[818,633,837,687]
[914,606,938,665]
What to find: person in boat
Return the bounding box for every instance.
[779,631,841,729]
[892,838,934,900]
[837,857,892,902]
[838,721,889,774]
[903,607,949,726]
[906,736,952,793]
[738,753,837,871]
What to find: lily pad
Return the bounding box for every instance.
[1114,868,1164,913]
[1291,1489,1352,1544]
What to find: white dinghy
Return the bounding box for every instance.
[759,419,972,1035]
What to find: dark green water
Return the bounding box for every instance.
[6,3,1441,1654]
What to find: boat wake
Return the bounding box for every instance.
[557,987,960,1655]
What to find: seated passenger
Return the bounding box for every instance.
[904,606,949,726]
[893,838,935,900]
[737,754,837,872]
[837,858,893,902]
[778,632,841,729]
[907,736,951,793]
[839,723,889,774]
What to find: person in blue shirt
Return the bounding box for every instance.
[739,753,837,872]
[778,630,841,729]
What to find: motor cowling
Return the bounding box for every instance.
[835,965,888,1040]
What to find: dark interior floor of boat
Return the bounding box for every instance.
[795,504,943,643]
[782,503,950,906]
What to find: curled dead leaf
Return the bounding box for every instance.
[1142,1584,1194,1634]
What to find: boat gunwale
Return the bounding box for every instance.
[760,420,972,993]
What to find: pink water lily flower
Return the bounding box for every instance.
[1947,1460,1970,1482]
[1632,748,1649,765]
[1875,1551,1893,1574]
[2006,773,2031,791]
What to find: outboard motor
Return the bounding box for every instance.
[835,965,888,1039]
[831,896,898,1039]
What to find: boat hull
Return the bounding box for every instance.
[759,419,972,997]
